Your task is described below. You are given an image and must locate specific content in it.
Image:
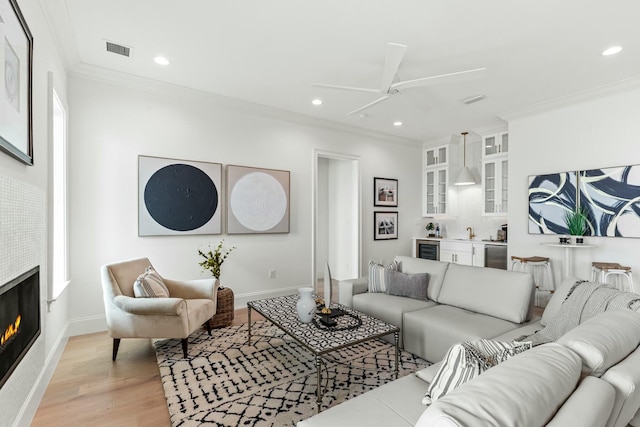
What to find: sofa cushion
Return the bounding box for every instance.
[393,256,449,301]
[368,260,399,293]
[133,266,169,298]
[416,343,582,427]
[353,293,436,348]
[423,339,532,404]
[385,270,429,300]
[557,309,640,377]
[403,305,521,363]
[436,263,534,323]
[541,276,582,326]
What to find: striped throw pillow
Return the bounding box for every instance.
[368,260,399,293]
[133,266,169,298]
[423,339,532,405]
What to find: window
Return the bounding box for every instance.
[49,80,69,301]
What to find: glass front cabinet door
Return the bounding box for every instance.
[423,166,448,216]
[482,157,508,215]
[483,132,509,158]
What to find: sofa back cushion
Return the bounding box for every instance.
[394,256,449,301]
[557,309,640,377]
[416,343,582,427]
[436,263,534,323]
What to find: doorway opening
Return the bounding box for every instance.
[312,150,360,302]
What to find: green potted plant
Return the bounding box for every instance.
[426,222,435,237]
[564,206,588,243]
[198,240,236,285]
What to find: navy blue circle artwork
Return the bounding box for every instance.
[144,164,218,231]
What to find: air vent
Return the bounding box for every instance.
[461,94,486,105]
[106,41,131,57]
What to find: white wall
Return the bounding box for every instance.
[0,1,70,426]
[67,73,422,329]
[508,86,640,286]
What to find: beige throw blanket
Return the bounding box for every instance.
[521,281,640,346]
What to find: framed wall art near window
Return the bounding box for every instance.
[374,211,398,240]
[227,165,290,234]
[0,0,33,165]
[374,177,398,207]
[138,156,222,236]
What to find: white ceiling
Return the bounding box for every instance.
[42,0,640,142]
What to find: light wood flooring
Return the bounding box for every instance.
[32,308,261,427]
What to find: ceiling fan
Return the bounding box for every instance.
[313,43,486,116]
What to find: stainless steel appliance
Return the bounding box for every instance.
[416,240,439,260]
[485,244,508,270]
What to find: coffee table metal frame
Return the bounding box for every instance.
[247,294,400,412]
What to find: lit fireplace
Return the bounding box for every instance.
[0,266,40,389]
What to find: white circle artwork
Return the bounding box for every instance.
[230,172,287,231]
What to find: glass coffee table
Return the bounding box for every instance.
[247,294,400,412]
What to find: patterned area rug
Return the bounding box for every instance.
[154,321,428,426]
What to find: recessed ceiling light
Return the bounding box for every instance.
[311,99,323,106]
[602,46,622,56]
[154,56,170,65]
[393,121,403,127]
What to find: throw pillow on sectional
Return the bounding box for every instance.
[423,339,532,405]
[367,260,399,293]
[385,270,429,300]
[133,266,170,298]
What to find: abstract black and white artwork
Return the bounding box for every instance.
[226,165,290,234]
[529,165,640,238]
[579,166,640,237]
[528,171,577,235]
[138,156,222,236]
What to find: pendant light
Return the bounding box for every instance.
[454,131,476,186]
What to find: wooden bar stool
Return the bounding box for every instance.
[511,256,555,307]
[591,262,635,293]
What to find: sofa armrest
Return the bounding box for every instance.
[601,345,640,427]
[113,295,186,316]
[338,277,368,308]
[546,376,615,427]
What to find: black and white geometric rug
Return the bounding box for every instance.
[154,321,428,426]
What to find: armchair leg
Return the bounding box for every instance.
[112,338,121,361]
[205,320,212,336]
[181,338,188,358]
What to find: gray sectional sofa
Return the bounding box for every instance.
[298,256,640,427]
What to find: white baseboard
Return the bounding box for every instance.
[233,285,306,310]
[67,314,108,336]
[14,322,69,427]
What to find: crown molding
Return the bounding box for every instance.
[69,63,422,147]
[499,75,640,121]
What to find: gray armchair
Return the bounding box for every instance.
[100,257,217,360]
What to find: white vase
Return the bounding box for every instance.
[296,287,315,323]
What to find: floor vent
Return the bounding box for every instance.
[106,41,131,57]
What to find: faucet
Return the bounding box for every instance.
[466,226,475,240]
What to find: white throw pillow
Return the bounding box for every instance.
[367,260,398,293]
[133,266,169,298]
[423,339,532,405]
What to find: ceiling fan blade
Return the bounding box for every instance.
[391,67,486,91]
[312,83,380,94]
[380,43,407,93]
[347,95,390,116]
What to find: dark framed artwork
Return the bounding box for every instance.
[0,0,34,165]
[374,211,398,240]
[227,165,290,234]
[374,177,398,207]
[138,156,222,236]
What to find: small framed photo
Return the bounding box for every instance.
[374,211,398,240]
[374,177,398,207]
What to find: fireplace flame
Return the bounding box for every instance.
[1,314,21,347]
